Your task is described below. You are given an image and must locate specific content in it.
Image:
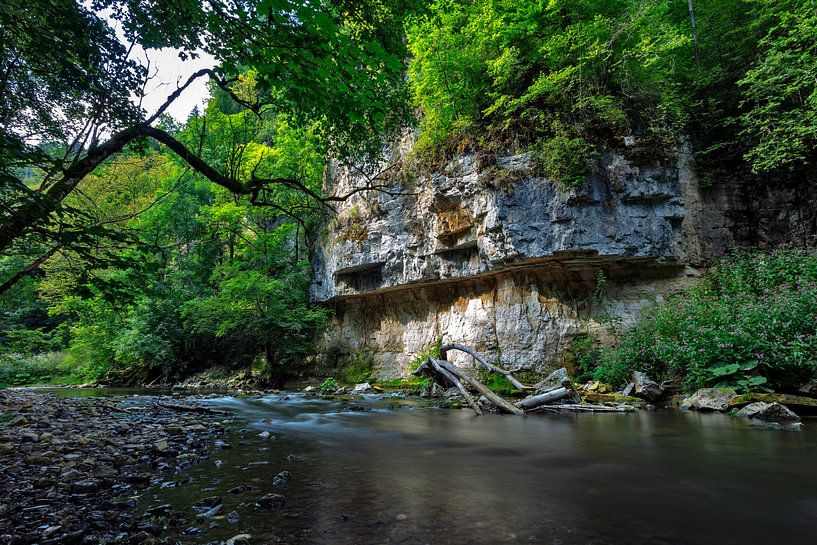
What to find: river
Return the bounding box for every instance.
[45,389,817,544]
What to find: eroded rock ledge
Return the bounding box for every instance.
[310,135,805,378]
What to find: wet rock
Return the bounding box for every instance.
[352,382,372,393]
[681,388,735,412]
[622,382,636,396]
[226,534,252,545]
[9,415,28,427]
[145,504,172,517]
[420,382,445,398]
[534,368,573,394]
[272,471,290,486]
[443,387,462,400]
[258,431,272,439]
[182,526,202,535]
[227,511,241,524]
[228,484,258,494]
[631,371,663,402]
[197,503,224,519]
[193,496,222,511]
[581,381,614,394]
[60,469,81,482]
[255,493,285,509]
[20,431,39,442]
[303,385,317,393]
[70,479,101,493]
[736,402,800,422]
[751,421,803,431]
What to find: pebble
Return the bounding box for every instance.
[0,390,226,544]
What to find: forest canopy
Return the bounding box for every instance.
[1,0,816,386]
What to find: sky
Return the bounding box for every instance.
[102,7,216,122]
[136,47,217,122]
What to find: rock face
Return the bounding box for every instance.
[310,133,813,378]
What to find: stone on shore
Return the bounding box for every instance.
[631,371,664,402]
[736,402,800,422]
[681,388,736,411]
[534,368,572,394]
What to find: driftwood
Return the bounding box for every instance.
[440,343,533,391]
[430,358,484,415]
[413,343,641,416]
[531,404,636,413]
[434,358,524,415]
[156,401,231,415]
[514,387,571,410]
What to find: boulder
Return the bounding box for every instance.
[534,368,572,394]
[255,493,285,509]
[681,388,736,411]
[303,386,317,393]
[352,382,372,393]
[735,402,800,422]
[631,371,663,402]
[420,382,445,398]
[226,535,252,545]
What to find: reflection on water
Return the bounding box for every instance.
[54,390,817,544]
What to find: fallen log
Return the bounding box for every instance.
[434,358,524,415]
[440,343,534,391]
[531,404,636,413]
[428,358,483,415]
[514,387,571,410]
[156,401,231,415]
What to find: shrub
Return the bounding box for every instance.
[320,377,339,394]
[0,352,81,387]
[590,248,817,392]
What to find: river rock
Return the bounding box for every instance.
[272,470,290,486]
[631,371,663,402]
[681,388,735,411]
[255,493,285,509]
[352,382,372,393]
[226,534,252,545]
[9,415,28,427]
[736,402,800,422]
[534,368,572,394]
[420,382,445,398]
[303,386,317,393]
[70,479,102,493]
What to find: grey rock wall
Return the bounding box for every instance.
[309,134,811,377]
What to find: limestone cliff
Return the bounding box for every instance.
[310,134,812,378]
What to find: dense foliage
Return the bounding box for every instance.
[586,249,817,393]
[0,91,328,386]
[2,1,817,387]
[406,0,817,184]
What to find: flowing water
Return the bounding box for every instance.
[45,390,817,544]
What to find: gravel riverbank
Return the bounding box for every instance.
[0,390,229,544]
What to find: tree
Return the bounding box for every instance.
[0,0,417,288]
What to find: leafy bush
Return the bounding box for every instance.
[320,377,339,394]
[0,352,82,387]
[590,248,817,392]
[531,124,597,188]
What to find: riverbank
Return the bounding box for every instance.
[0,389,232,544]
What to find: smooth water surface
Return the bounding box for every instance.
[52,390,817,544]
